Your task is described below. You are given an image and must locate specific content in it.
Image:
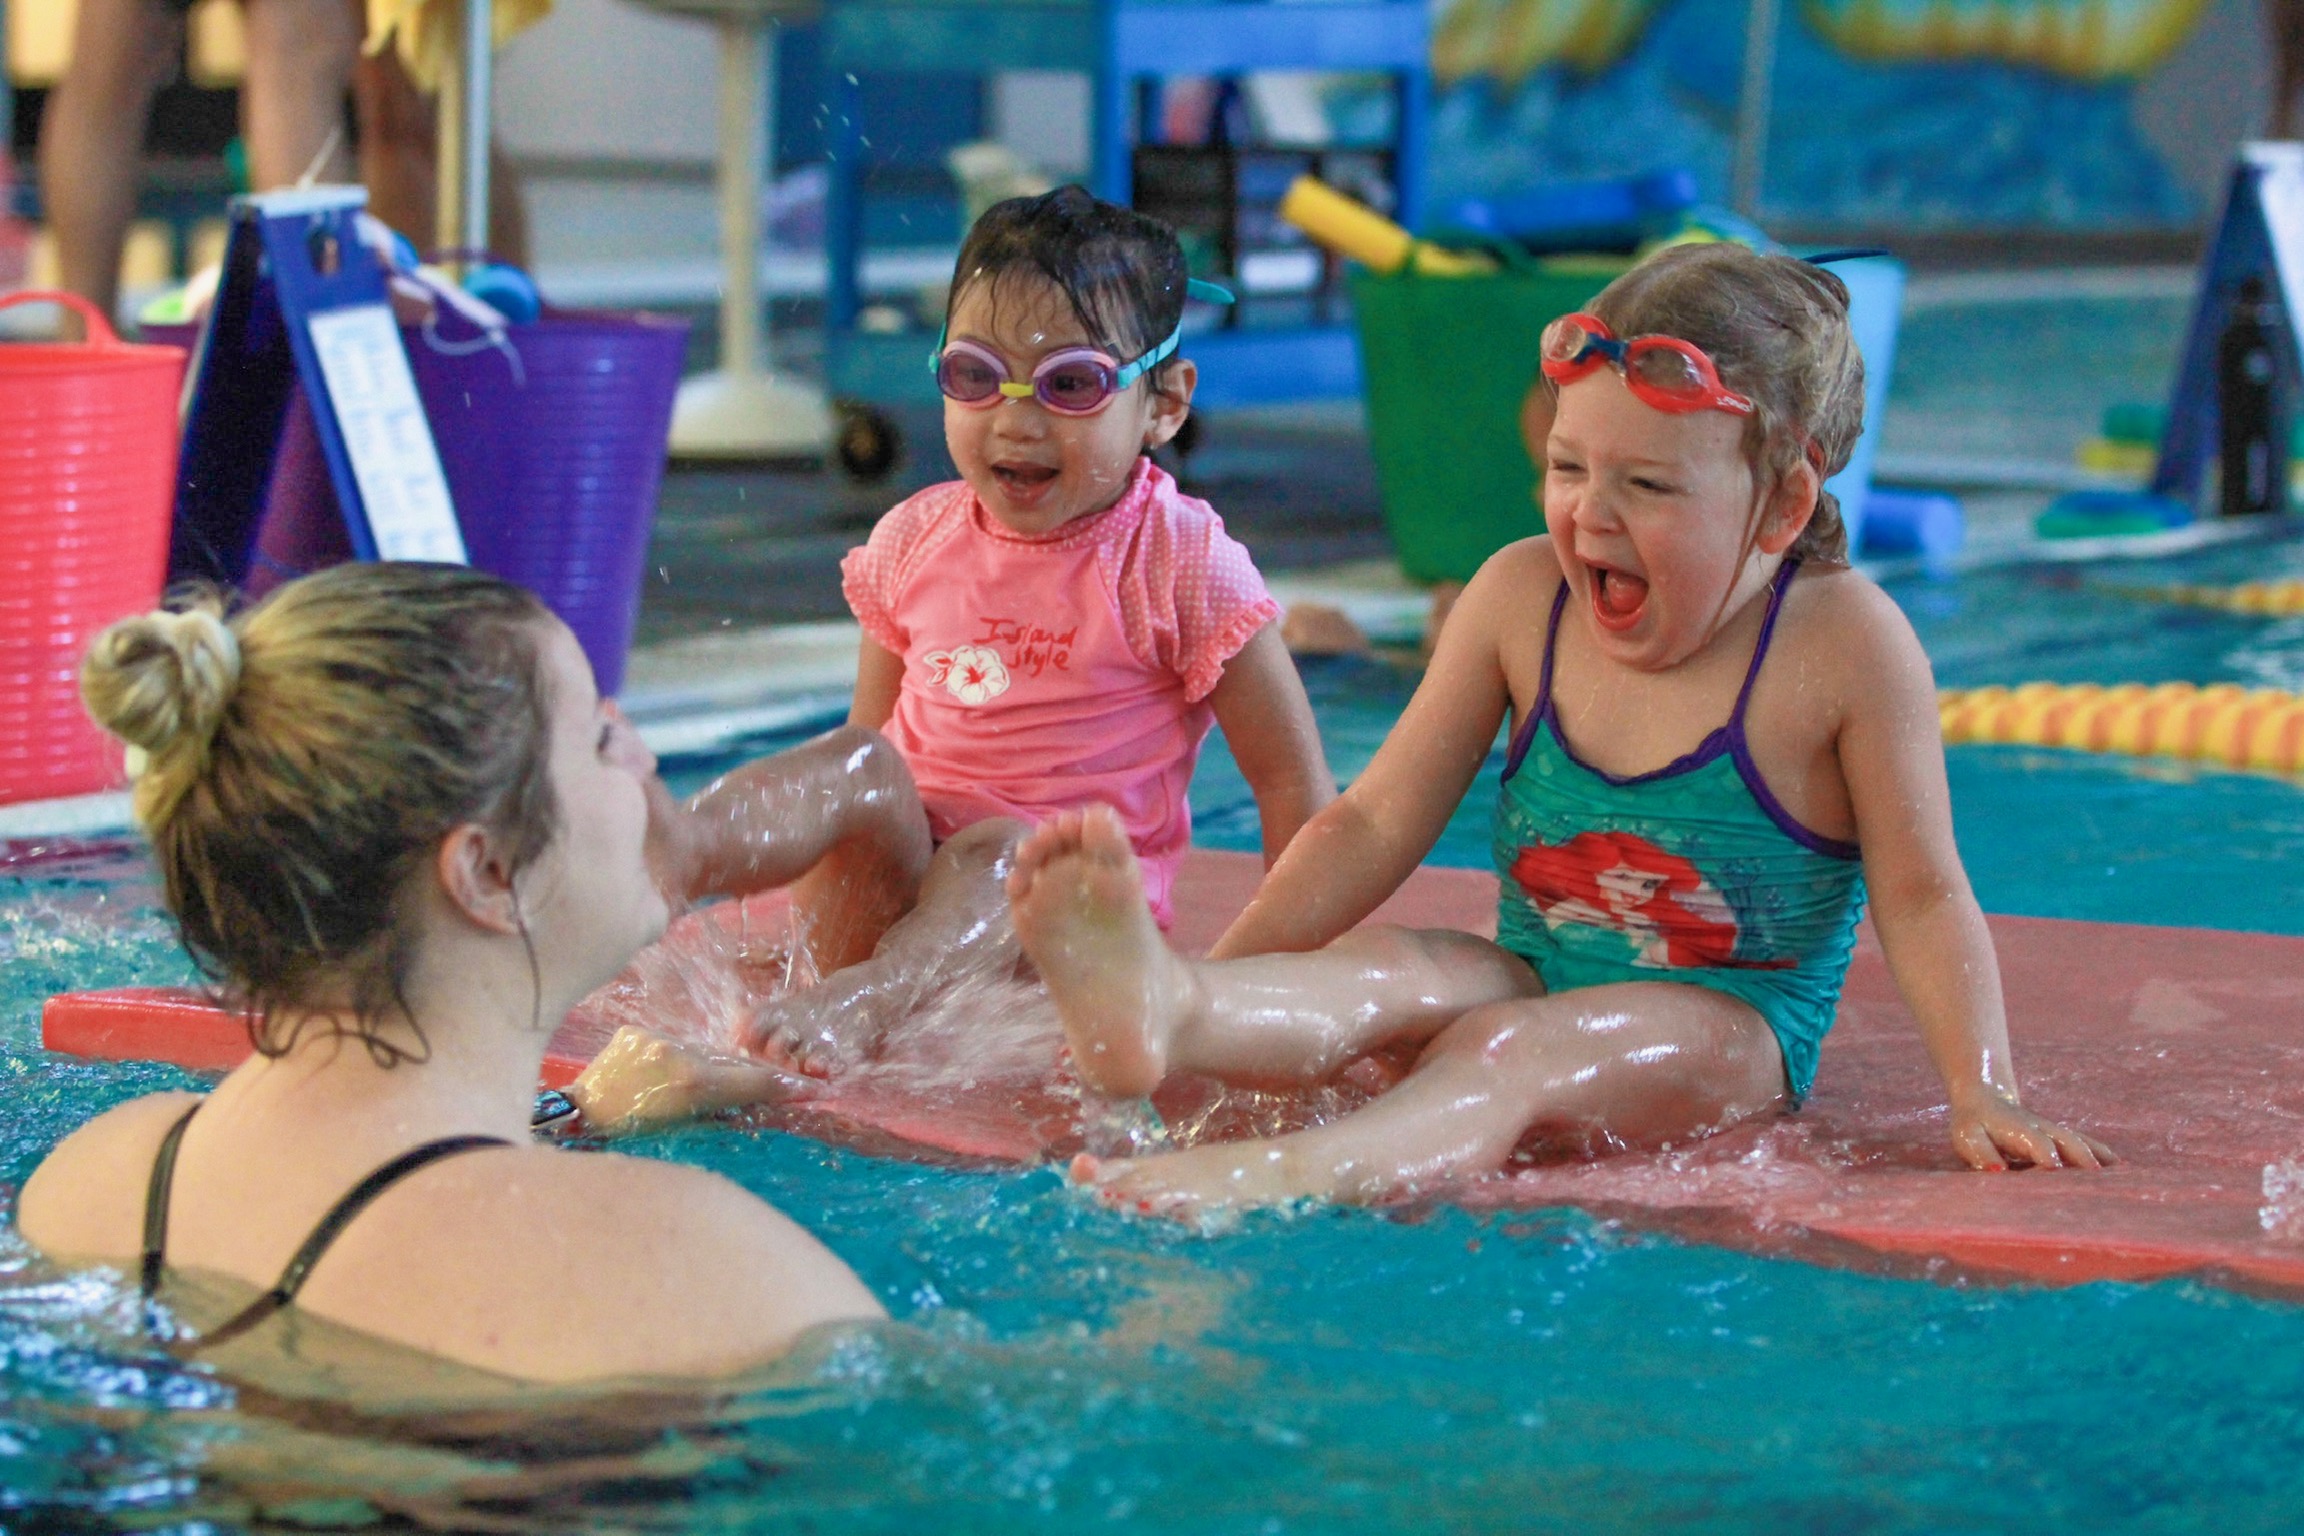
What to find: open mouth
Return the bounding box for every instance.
[1589,562,1650,631]
[991,462,1059,500]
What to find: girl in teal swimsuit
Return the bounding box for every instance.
[1005,242,2113,1215]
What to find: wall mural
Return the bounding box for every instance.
[1425,0,2219,227]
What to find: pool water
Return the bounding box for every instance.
[1880,287,2190,469]
[9,544,2304,1531]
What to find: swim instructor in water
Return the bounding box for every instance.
[18,563,884,1382]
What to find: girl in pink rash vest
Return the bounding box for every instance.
[568,187,1332,1126]
[844,453,1269,932]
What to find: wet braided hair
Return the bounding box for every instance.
[1579,242,1867,564]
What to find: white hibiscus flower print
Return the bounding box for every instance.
[923,645,1011,705]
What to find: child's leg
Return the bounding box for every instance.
[1082,982,1788,1216]
[749,818,1029,1075]
[654,725,934,975]
[1010,809,1540,1096]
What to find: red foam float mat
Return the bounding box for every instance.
[41,849,2304,1296]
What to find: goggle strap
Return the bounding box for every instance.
[1112,323,1182,391]
[930,287,1211,384]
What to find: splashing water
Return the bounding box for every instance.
[1,840,191,1052]
[566,893,1413,1161]
[19,536,2304,1525]
[2263,1159,2304,1240]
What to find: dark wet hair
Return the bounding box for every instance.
[945,184,1193,399]
[82,563,560,1064]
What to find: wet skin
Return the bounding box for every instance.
[1006,370,2114,1218]
[579,269,1331,1107]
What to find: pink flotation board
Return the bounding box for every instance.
[40,849,2304,1296]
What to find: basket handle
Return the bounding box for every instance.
[0,289,126,347]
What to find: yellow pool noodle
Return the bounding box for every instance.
[1277,176,1495,278]
[1939,682,2304,774]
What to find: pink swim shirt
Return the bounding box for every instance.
[842,458,1281,925]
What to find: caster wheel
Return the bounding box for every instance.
[835,404,901,481]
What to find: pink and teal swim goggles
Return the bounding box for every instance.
[931,278,1234,416]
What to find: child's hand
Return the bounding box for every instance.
[1949,1089,2116,1171]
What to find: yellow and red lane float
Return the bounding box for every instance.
[2123,579,2304,616]
[1939,682,2304,773]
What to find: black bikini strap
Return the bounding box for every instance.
[184,1133,510,1352]
[140,1103,202,1299]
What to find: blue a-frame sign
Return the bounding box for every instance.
[2153,144,2304,508]
[171,187,464,585]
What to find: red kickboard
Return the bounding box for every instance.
[40,850,2304,1297]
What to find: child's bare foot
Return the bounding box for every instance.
[745,977,894,1079]
[572,1025,816,1133]
[1009,808,1197,1096]
[1070,1140,1323,1222]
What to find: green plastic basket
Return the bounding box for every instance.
[1348,254,1627,584]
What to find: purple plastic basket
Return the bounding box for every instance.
[410,310,687,696]
[155,309,687,696]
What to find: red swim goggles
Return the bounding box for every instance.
[1539,312,1754,417]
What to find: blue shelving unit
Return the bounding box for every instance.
[819,0,1429,411]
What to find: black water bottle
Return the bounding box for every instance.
[2220,276,2288,517]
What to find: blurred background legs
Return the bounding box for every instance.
[35,0,184,329]
[235,0,358,186]
[353,25,528,266]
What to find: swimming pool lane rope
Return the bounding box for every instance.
[1940,683,2304,774]
[2114,579,2304,615]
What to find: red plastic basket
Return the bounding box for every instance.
[0,290,186,806]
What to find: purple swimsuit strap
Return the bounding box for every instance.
[1503,578,1576,778]
[1725,558,1802,746]
[1505,560,1800,782]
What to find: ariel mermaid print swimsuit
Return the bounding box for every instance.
[1491,561,1867,1099]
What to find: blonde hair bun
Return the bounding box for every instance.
[81,601,244,798]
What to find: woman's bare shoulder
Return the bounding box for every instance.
[323,1142,885,1383]
[378,1140,845,1266]
[18,1091,204,1260]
